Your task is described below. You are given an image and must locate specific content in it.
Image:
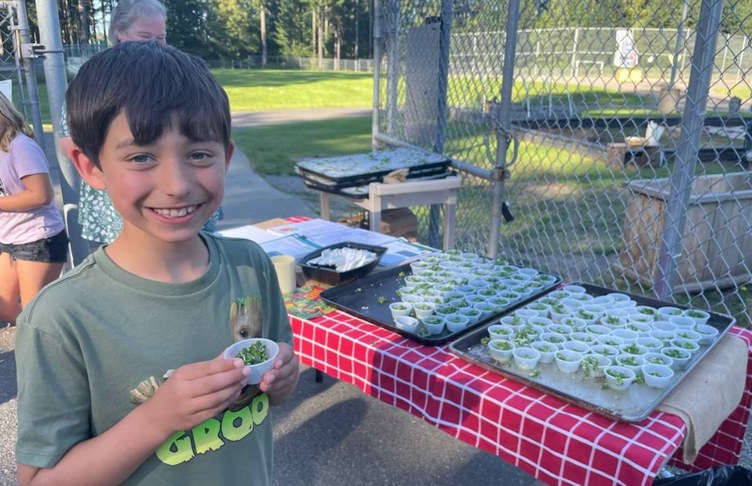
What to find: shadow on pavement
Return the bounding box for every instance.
[272,367,537,486]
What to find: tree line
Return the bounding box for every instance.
[24,0,752,62]
[26,0,375,62]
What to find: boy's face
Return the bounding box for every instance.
[85,112,232,245]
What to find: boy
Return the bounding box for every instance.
[15,41,299,485]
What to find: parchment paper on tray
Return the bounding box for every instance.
[299,242,387,285]
[307,247,378,272]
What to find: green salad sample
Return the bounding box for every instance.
[236,341,270,365]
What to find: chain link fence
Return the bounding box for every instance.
[374,0,752,326]
[63,44,376,73]
[0,2,29,118]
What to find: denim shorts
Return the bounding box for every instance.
[0,230,69,263]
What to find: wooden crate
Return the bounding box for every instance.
[614,172,752,292]
[340,208,418,240]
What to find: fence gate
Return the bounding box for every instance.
[372,0,752,326]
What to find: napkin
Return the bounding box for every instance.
[657,334,747,464]
[383,168,409,184]
[307,247,377,272]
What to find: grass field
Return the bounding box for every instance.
[213,69,373,111]
[26,69,670,126]
[20,69,373,129]
[232,116,372,175]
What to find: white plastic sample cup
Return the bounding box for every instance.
[271,255,296,295]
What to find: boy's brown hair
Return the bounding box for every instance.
[66,41,231,168]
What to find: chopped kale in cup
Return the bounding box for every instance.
[236,341,270,365]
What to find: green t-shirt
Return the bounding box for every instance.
[16,233,292,485]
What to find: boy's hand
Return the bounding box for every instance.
[143,355,249,435]
[258,342,299,404]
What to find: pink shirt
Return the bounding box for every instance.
[0,134,64,244]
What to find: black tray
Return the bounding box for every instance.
[320,264,562,346]
[298,242,387,285]
[449,283,736,422]
[301,168,457,199]
[295,148,451,189]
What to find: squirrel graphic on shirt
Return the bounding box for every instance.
[129,296,263,409]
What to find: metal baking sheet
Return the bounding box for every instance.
[301,168,457,199]
[320,264,562,346]
[295,148,451,189]
[449,283,735,422]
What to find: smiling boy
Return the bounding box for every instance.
[15,42,299,485]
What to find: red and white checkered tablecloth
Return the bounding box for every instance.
[290,311,752,486]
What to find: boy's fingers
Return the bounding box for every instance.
[273,344,294,368]
[195,365,250,394]
[260,357,299,391]
[175,357,245,381]
[189,382,246,417]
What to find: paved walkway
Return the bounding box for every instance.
[232,107,371,128]
[218,146,318,228]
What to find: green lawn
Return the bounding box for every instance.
[18,69,373,129]
[12,81,53,131]
[231,116,372,175]
[213,69,373,111]
[26,69,663,125]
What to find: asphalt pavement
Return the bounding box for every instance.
[0,109,538,485]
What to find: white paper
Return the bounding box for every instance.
[217,224,279,243]
[306,227,397,247]
[263,218,439,269]
[266,219,344,237]
[379,238,438,268]
[306,247,379,271]
[260,234,320,260]
[267,218,397,248]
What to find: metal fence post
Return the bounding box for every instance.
[434,0,451,154]
[385,0,399,137]
[720,33,729,77]
[681,28,690,77]
[669,0,689,90]
[13,0,44,149]
[488,0,522,258]
[35,0,71,191]
[372,0,382,150]
[570,27,580,78]
[427,0,453,249]
[739,36,746,82]
[654,0,725,300]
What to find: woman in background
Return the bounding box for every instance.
[0,94,67,324]
[59,0,169,249]
[58,0,223,251]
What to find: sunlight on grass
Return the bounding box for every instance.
[213,69,373,111]
[446,76,650,107]
[231,116,372,175]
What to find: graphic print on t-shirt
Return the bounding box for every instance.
[128,295,264,405]
[155,390,270,466]
[0,177,7,196]
[126,295,269,466]
[229,295,263,341]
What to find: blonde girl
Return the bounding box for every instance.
[0,94,67,324]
